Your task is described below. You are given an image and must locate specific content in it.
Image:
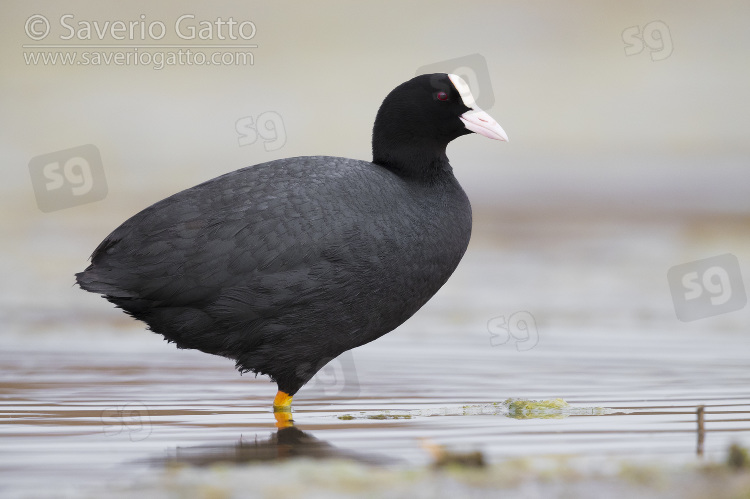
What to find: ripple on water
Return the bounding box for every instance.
[1,326,750,496]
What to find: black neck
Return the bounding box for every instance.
[372,136,453,181]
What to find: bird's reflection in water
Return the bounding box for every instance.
[159,423,392,467]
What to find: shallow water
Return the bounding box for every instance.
[2,330,750,496]
[2,214,750,497]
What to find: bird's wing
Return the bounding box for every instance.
[79,157,396,314]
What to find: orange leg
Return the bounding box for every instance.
[273,390,294,428]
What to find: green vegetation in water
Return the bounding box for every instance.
[727,443,749,470]
[338,412,412,420]
[338,401,614,420]
[367,414,412,420]
[504,398,570,419]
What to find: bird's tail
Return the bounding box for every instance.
[75,265,137,298]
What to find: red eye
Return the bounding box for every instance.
[436,91,448,101]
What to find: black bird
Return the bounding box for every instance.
[76,73,507,420]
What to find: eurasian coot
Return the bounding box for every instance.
[76,73,507,417]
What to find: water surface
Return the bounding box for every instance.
[2,214,749,497]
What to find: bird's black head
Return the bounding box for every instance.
[372,73,507,178]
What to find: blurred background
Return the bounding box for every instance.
[2,4,750,495]
[1,0,748,342]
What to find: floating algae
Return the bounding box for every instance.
[337,412,412,421]
[457,398,615,419]
[504,398,570,420]
[367,413,412,420]
[335,399,617,421]
[457,398,571,419]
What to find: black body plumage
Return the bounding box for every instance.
[76,74,491,396]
